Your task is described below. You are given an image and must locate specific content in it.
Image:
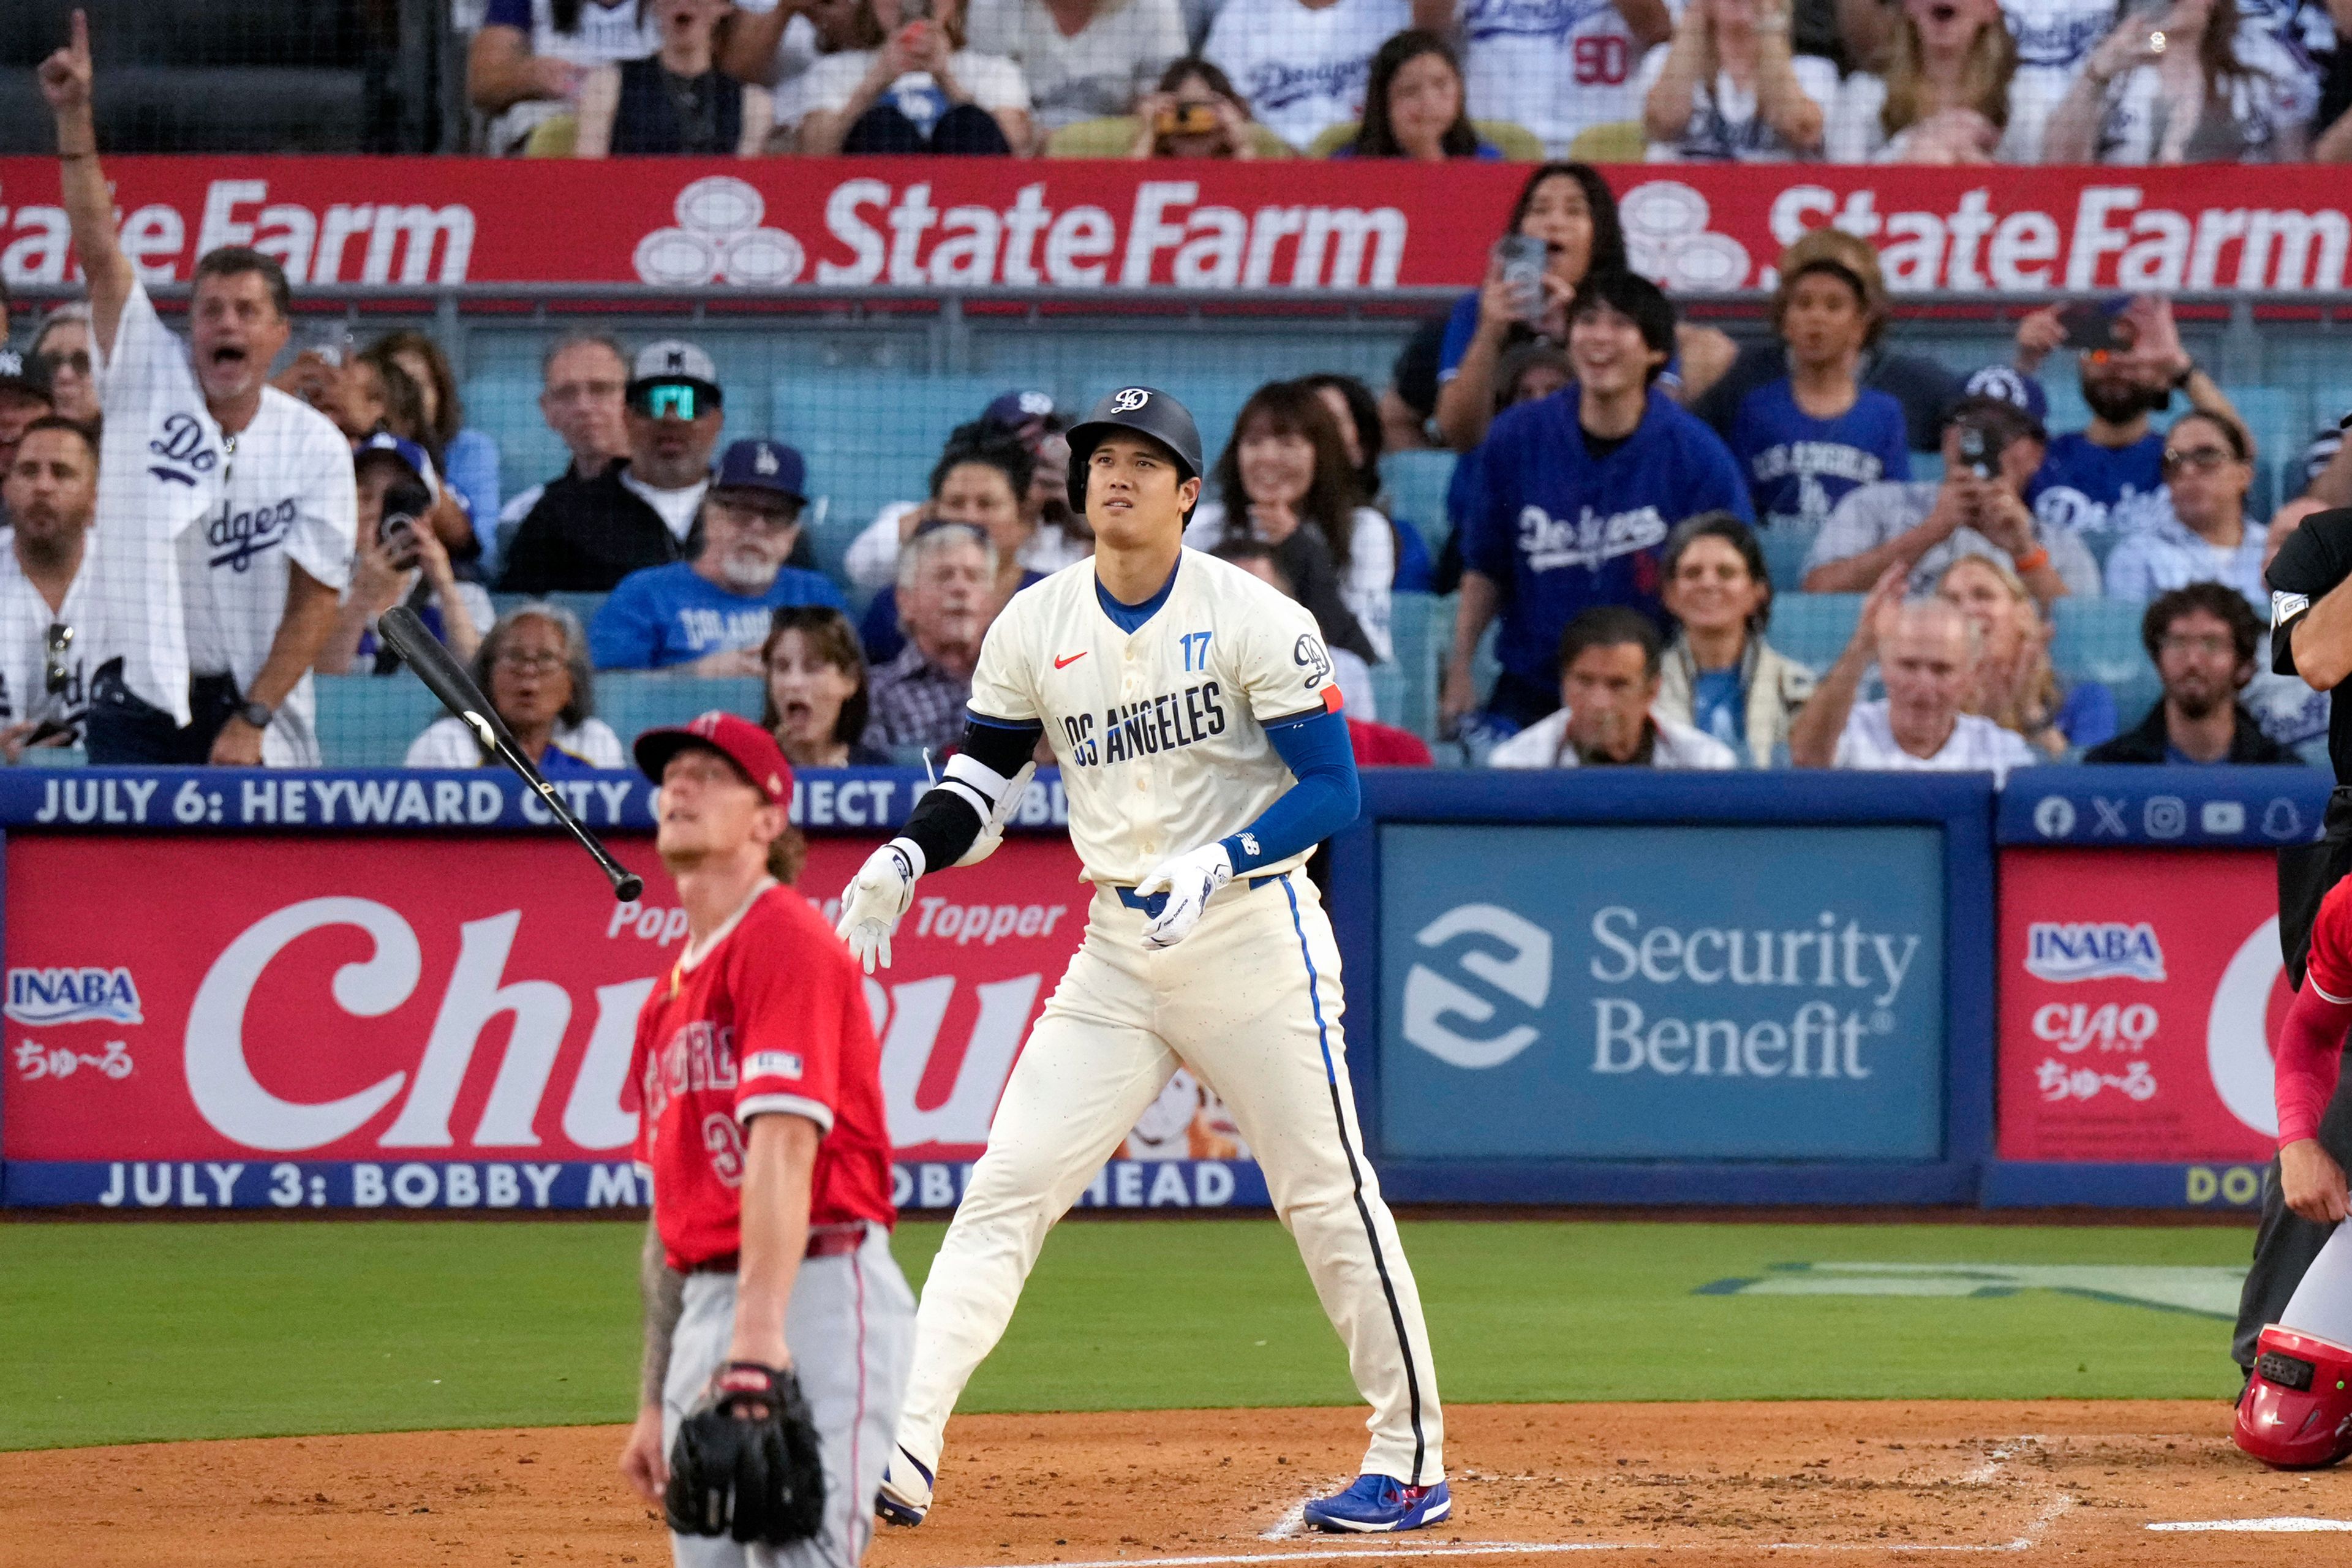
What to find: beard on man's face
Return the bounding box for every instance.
[2082,375,2160,425]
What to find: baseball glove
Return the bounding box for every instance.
[664,1360,827,1545]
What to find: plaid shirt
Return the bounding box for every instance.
[867,643,972,754]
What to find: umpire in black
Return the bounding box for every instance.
[2237,504,2352,1376]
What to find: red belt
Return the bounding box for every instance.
[690,1224,867,1275]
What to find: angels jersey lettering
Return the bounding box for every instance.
[630,882,894,1271]
[966,551,1338,886]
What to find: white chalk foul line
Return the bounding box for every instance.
[2147,1517,2352,1532]
[1958,1435,2048,1487]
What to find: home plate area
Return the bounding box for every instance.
[870,1401,2350,1568]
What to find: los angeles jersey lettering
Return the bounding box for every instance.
[967,552,1337,886]
[628,882,895,1270]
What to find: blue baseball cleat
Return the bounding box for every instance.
[1302,1474,1452,1532]
[874,1446,933,1526]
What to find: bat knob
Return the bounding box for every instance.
[613,873,645,902]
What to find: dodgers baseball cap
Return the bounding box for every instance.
[1962,364,2049,432]
[712,437,808,504]
[982,389,1060,432]
[635,710,795,808]
[0,346,49,409]
[628,339,723,410]
[353,431,442,502]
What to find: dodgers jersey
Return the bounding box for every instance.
[1463,386,1751,693]
[966,552,1341,886]
[0,538,115,741]
[96,282,357,764]
[1730,379,1911,532]
[1461,0,1681,153]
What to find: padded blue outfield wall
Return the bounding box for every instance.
[0,765,2332,1211]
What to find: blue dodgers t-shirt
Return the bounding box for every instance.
[2027,431,2165,539]
[1463,386,1752,693]
[589,561,846,670]
[1730,379,1911,531]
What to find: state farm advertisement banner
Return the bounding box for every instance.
[0,834,1266,1211]
[1997,848,2284,1164]
[2,157,2350,293]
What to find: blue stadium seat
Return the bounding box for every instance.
[2049,596,2147,688]
[1760,522,1817,591]
[771,372,1004,568]
[1383,591,1446,740]
[314,675,447,768]
[488,591,608,631]
[1381,451,1456,553]
[1768,593,1861,671]
[597,674,766,745]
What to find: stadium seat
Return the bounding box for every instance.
[596,674,766,744]
[489,591,608,631]
[522,115,578,158]
[1769,594,1862,671]
[1567,121,1645,161]
[1385,591,1446,741]
[2049,596,2147,688]
[314,675,448,768]
[771,372,1005,562]
[1760,522,1818,592]
[1381,451,1457,554]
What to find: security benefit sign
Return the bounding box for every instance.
[1379,825,1946,1160]
[1996,848,2282,1163]
[0,833,1129,1208]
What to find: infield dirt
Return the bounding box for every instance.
[6,1399,2342,1568]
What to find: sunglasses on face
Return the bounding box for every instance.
[2161,445,2236,475]
[37,349,92,377]
[631,382,717,419]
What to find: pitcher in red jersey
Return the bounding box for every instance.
[617,710,911,1567]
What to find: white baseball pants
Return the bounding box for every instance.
[892,869,1444,1490]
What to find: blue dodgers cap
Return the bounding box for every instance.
[1963,364,2049,431]
[353,431,441,502]
[982,388,1059,431]
[712,437,808,503]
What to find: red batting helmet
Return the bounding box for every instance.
[2235,1324,2352,1469]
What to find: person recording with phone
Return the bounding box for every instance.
[785,0,1033,154]
[2012,293,2247,542]
[2040,0,2313,164]
[318,435,493,677]
[500,339,726,594]
[1801,394,2097,606]
[1128,56,1262,156]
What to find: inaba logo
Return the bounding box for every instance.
[5,966,145,1026]
[2024,922,2166,984]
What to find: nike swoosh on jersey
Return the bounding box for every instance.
[1054,652,1088,668]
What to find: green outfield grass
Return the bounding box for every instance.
[0,1216,2255,1451]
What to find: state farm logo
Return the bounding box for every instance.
[1620,182,1752,291]
[635,176,805,287]
[2024,922,2166,984]
[6,966,144,1027]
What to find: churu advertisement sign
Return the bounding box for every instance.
[1996,848,2282,1164]
[0,832,1265,1210]
[1378,824,1947,1161]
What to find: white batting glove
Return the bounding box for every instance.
[953,761,1038,869]
[835,840,922,973]
[1133,842,1233,951]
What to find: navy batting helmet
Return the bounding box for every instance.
[1065,386,1204,516]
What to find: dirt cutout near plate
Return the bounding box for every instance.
[5,1401,2343,1568]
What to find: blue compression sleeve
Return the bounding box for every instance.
[1218,709,1360,875]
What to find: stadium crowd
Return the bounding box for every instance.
[449,0,2352,164]
[5,16,2351,781]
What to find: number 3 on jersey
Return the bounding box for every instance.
[1181,630,1212,672]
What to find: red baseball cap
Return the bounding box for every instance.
[635,710,795,807]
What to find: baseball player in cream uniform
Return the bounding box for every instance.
[834,386,1448,1536]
